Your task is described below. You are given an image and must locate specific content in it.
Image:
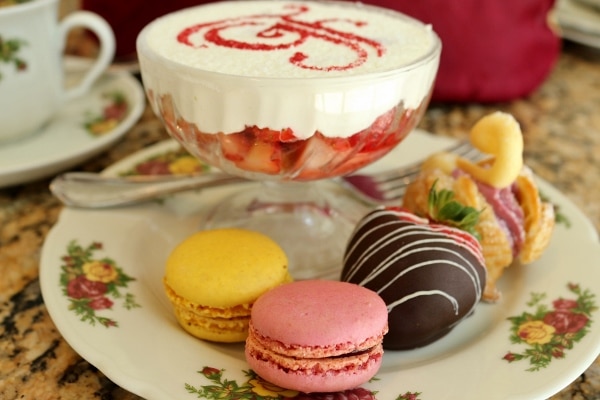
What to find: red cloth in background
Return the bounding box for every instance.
[382,0,562,102]
[84,0,561,103]
[82,0,200,58]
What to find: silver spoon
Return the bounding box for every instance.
[50,172,247,208]
[50,141,477,208]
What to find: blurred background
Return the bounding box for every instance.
[60,0,565,104]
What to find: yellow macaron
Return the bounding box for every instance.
[164,228,291,343]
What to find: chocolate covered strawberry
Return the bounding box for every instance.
[341,184,487,350]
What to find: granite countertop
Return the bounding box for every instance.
[1,42,599,399]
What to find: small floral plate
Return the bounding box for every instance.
[40,131,600,400]
[556,0,600,49]
[0,57,144,188]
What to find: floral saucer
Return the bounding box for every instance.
[0,58,144,188]
[40,131,600,400]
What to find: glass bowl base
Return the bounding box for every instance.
[201,181,367,280]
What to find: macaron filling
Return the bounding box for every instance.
[246,327,384,375]
[164,281,251,340]
[245,322,385,392]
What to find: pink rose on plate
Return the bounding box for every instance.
[67,275,107,299]
[543,310,589,334]
[293,388,376,400]
[553,298,579,311]
[88,296,114,310]
[135,160,171,175]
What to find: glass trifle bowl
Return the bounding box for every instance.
[137,0,441,278]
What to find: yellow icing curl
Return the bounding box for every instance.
[457,111,524,188]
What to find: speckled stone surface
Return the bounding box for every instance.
[1,42,599,399]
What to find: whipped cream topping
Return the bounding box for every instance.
[138,1,441,138]
[144,0,435,77]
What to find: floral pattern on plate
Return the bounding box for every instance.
[503,283,596,371]
[120,146,210,177]
[185,366,422,400]
[84,91,130,135]
[59,240,141,327]
[39,131,600,400]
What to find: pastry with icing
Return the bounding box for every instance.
[403,111,555,301]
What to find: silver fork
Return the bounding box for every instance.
[50,141,480,208]
[340,141,481,205]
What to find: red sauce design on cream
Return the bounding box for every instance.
[177,3,385,71]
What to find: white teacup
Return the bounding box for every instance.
[0,0,115,143]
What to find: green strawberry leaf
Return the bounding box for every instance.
[427,180,482,240]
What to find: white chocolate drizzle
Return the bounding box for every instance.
[343,208,485,316]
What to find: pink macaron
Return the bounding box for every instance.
[244,280,388,393]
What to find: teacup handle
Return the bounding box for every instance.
[59,11,116,101]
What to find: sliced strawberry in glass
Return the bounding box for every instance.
[237,139,282,174]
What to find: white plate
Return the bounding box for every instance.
[556,0,600,48]
[40,131,600,400]
[0,59,145,188]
